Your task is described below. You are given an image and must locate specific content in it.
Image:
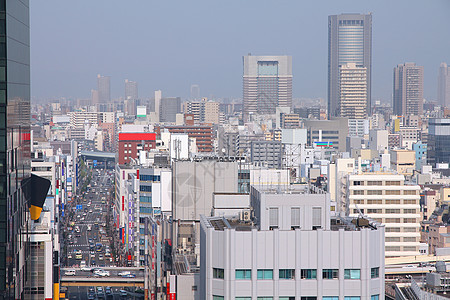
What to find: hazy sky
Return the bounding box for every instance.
[30,0,450,103]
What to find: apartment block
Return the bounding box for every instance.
[347,173,420,257]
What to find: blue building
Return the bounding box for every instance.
[413,141,427,170]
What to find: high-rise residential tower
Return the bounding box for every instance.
[393,63,424,116]
[438,62,450,108]
[190,84,200,99]
[339,63,368,119]
[243,55,292,121]
[125,79,138,100]
[328,13,372,119]
[97,74,111,103]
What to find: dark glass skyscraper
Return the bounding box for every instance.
[428,118,450,166]
[0,0,31,298]
[328,13,372,119]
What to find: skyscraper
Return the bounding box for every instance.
[1,0,31,297]
[438,62,450,108]
[125,79,138,100]
[328,13,372,119]
[243,55,292,121]
[393,63,424,116]
[97,74,111,103]
[339,63,368,119]
[190,84,200,99]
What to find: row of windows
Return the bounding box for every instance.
[353,180,401,186]
[386,237,417,243]
[386,246,417,252]
[353,199,417,204]
[140,185,152,192]
[353,189,417,195]
[214,268,379,280]
[139,175,161,182]
[353,208,417,214]
[215,296,379,300]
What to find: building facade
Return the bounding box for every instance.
[200,185,385,299]
[243,55,292,121]
[328,13,372,119]
[97,74,111,103]
[338,63,368,119]
[347,173,420,257]
[427,118,450,165]
[125,79,138,100]
[118,132,156,165]
[393,63,424,116]
[438,62,450,108]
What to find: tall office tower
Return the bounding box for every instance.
[438,62,450,108]
[393,63,424,116]
[97,74,111,103]
[159,97,181,123]
[0,1,31,298]
[328,13,372,119]
[125,79,138,100]
[339,63,368,118]
[243,55,292,121]
[190,84,200,99]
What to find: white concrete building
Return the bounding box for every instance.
[200,185,385,299]
[347,173,420,257]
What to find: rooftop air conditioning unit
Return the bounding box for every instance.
[241,210,251,222]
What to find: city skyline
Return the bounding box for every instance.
[30,0,450,102]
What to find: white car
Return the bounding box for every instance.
[118,271,131,276]
[64,269,76,276]
[94,270,110,277]
[81,266,91,272]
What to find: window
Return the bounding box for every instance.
[312,207,322,229]
[236,298,251,300]
[404,190,417,195]
[367,209,381,213]
[384,218,400,223]
[385,190,400,195]
[257,269,273,280]
[301,297,317,300]
[353,190,364,195]
[386,246,401,251]
[371,267,379,278]
[301,269,317,279]
[403,237,416,242]
[213,296,224,300]
[269,208,278,228]
[323,297,339,300]
[140,185,152,192]
[385,227,400,232]
[403,218,416,223]
[403,246,417,251]
[367,199,382,204]
[279,269,295,279]
[257,298,273,300]
[367,190,382,195]
[404,199,417,204]
[385,209,400,214]
[385,199,400,204]
[371,295,379,300]
[291,207,300,228]
[386,181,400,186]
[403,209,416,214]
[353,181,364,186]
[403,227,417,232]
[323,269,338,279]
[344,269,361,279]
[345,297,360,300]
[235,269,251,280]
[367,181,382,186]
[213,268,224,279]
[386,237,400,242]
[279,297,295,300]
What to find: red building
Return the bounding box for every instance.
[118,132,156,164]
[164,125,213,152]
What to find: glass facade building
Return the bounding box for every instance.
[0,0,32,299]
[428,119,450,166]
[328,13,372,119]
